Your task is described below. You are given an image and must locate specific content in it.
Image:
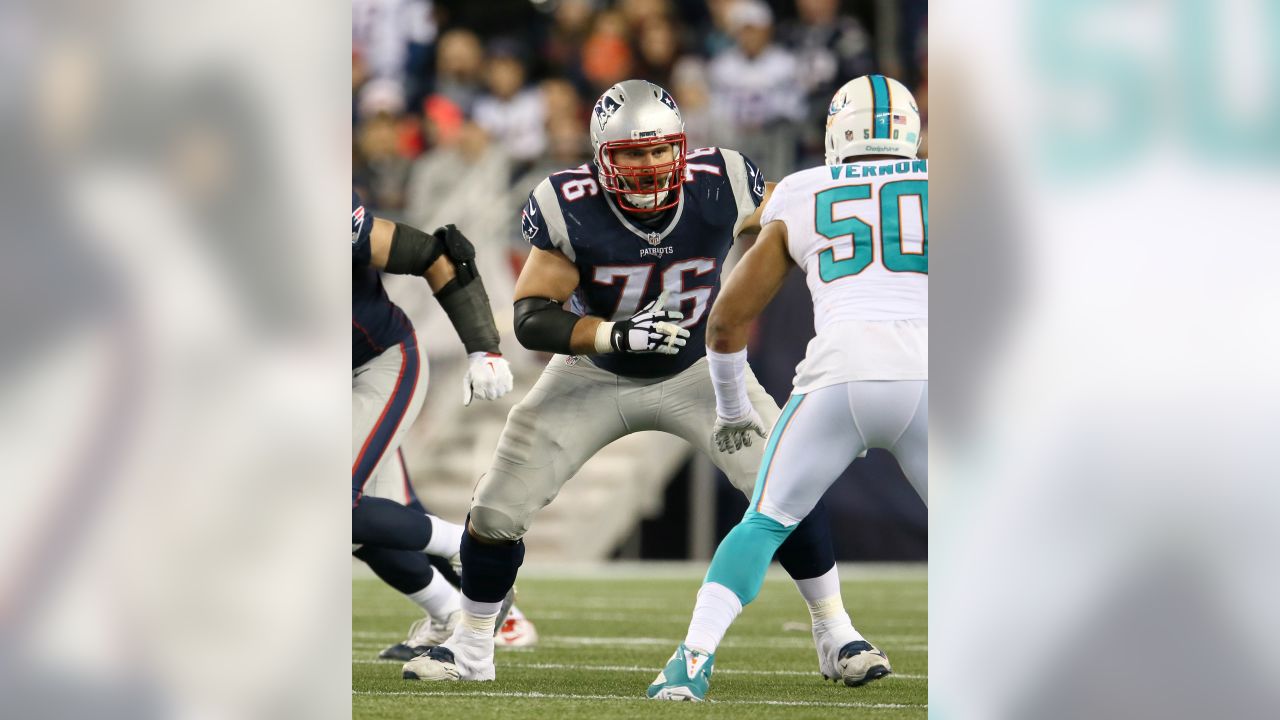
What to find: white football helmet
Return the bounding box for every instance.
[825,74,922,165]
[589,79,687,213]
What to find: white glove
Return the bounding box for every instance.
[712,409,768,454]
[595,290,691,355]
[463,352,514,406]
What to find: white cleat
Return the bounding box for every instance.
[402,631,496,682]
[379,609,461,661]
[835,640,892,687]
[812,621,890,685]
[813,619,852,681]
[401,646,461,681]
[423,609,462,646]
[649,685,702,702]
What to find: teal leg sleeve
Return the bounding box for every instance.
[703,511,797,606]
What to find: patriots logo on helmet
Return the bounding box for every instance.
[594,95,622,131]
[657,88,679,112]
[521,199,540,242]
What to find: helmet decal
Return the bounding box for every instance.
[656,88,679,112]
[593,94,622,132]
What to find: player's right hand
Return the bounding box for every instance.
[609,291,690,355]
[713,410,768,454]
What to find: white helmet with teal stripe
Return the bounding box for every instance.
[824,74,922,164]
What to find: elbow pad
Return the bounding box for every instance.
[385,222,443,275]
[513,297,579,355]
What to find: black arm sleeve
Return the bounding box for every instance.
[435,276,501,354]
[385,222,444,275]
[513,297,580,355]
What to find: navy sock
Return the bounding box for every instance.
[775,499,837,581]
[459,518,524,604]
[352,496,433,550]
[354,546,434,595]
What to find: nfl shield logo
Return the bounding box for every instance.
[647,232,662,246]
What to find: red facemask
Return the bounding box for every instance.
[597,133,688,213]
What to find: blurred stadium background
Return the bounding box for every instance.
[352,0,929,565]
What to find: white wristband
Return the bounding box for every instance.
[594,321,616,354]
[706,347,751,420]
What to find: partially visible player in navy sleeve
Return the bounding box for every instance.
[352,191,414,369]
[351,190,521,659]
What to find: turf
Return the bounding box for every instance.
[353,563,926,718]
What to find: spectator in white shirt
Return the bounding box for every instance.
[471,42,546,174]
[708,1,804,129]
[707,0,804,175]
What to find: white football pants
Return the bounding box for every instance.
[754,380,928,527]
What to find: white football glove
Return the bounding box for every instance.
[712,409,768,454]
[602,290,691,355]
[463,352,514,406]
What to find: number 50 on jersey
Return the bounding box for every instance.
[815,179,928,281]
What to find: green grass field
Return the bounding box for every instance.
[353,564,926,719]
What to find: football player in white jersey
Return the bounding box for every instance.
[649,74,927,702]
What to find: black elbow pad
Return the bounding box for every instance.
[513,297,578,354]
[385,222,443,275]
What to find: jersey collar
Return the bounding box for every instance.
[602,185,686,246]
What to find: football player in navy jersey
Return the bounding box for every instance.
[404,80,869,687]
[351,191,516,657]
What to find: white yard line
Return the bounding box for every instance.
[352,689,926,709]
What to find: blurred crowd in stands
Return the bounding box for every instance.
[353,0,927,239]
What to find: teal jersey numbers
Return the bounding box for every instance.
[816,185,874,281]
[880,180,928,274]
[814,178,928,282]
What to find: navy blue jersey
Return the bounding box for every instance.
[521,148,765,378]
[353,191,413,368]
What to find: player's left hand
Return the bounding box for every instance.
[713,410,768,454]
[463,352,514,406]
